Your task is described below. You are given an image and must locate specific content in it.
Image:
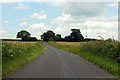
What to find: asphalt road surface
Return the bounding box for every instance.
[5,42,116,79]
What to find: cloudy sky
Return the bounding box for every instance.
[0,0,118,40]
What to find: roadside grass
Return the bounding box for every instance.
[49,41,119,78]
[2,41,45,77]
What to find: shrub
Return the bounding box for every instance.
[80,40,119,62]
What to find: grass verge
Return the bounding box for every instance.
[49,41,119,78]
[2,41,45,77]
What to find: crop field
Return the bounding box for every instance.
[2,41,45,76]
[49,40,120,77]
[54,42,81,46]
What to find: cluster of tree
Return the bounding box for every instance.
[64,29,84,42]
[17,29,97,42]
[41,30,63,41]
[83,38,97,42]
[41,29,84,42]
[17,30,37,41]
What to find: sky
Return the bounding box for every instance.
[0,0,118,40]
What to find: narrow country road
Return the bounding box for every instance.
[5,42,116,79]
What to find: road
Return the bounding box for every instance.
[5,42,116,79]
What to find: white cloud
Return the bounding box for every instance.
[0,30,8,36]
[51,13,72,25]
[81,28,118,40]
[54,27,62,34]
[51,12,118,40]
[30,13,47,20]
[49,0,66,6]
[82,17,117,30]
[15,3,29,10]
[27,23,51,39]
[62,2,108,17]
[19,21,27,26]
[28,23,47,30]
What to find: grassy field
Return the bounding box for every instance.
[2,41,45,76]
[49,41,120,78]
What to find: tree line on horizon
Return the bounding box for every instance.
[16,29,96,42]
[41,29,84,42]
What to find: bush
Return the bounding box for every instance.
[2,41,45,76]
[80,40,120,62]
[2,41,35,62]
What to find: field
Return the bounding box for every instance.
[55,42,81,46]
[49,40,120,78]
[2,41,45,76]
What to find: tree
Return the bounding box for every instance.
[41,30,55,41]
[17,30,31,40]
[64,35,72,42]
[54,34,63,41]
[70,29,84,42]
[64,29,84,42]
